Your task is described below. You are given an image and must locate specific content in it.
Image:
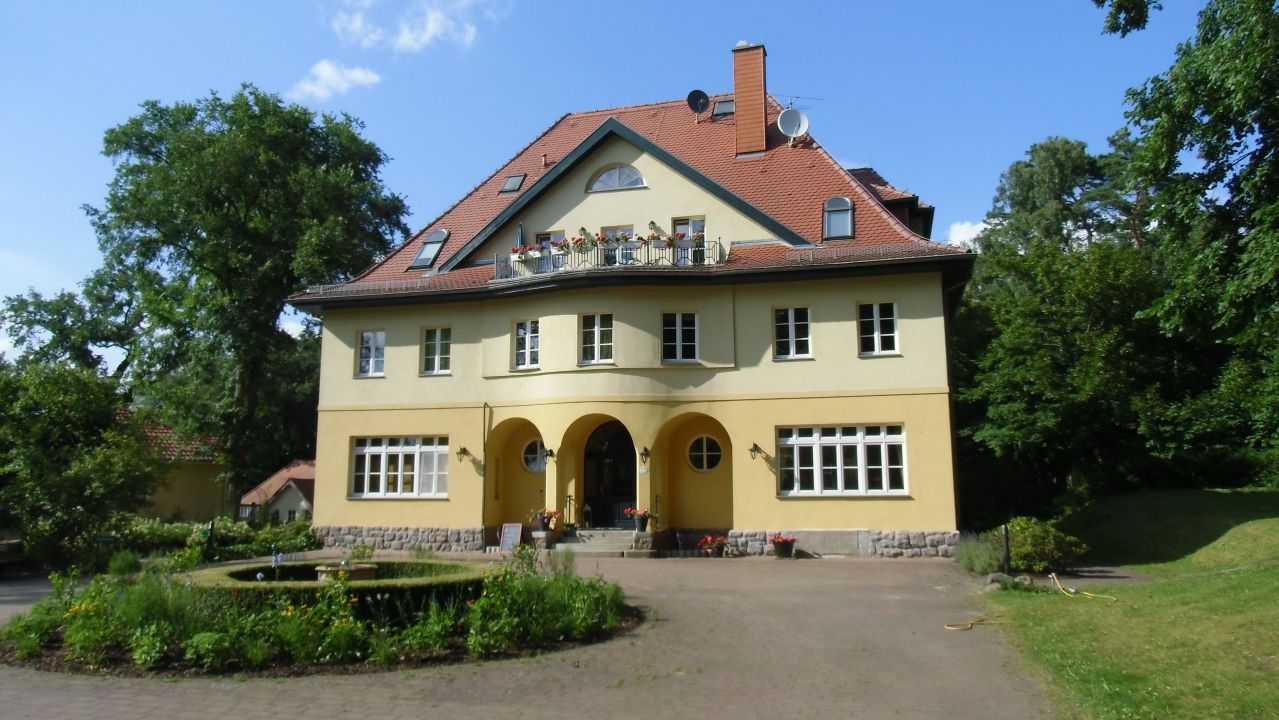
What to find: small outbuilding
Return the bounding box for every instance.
[239,460,315,525]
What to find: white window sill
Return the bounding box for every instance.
[349,494,449,500]
[773,355,814,362]
[578,360,616,367]
[858,352,902,359]
[354,373,386,379]
[419,371,453,377]
[511,366,540,372]
[661,359,701,365]
[777,491,910,498]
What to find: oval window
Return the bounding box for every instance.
[688,435,723,471]
[588,165,645,192]
[523,439,546,472]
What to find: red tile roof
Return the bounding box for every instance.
[141,420,220,464]
[239,460,316,507]
[295,94,968,304]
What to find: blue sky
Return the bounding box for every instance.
[0,1,1204,350]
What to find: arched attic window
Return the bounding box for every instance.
[588,164,645,192]
[823,197,853,240]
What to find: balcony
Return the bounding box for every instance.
[494,240,726,281]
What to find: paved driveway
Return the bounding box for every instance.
[0,558,1053,719]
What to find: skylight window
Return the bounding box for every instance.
[500,174,526,193]
[408,229,450,269]
[588,165,645,192]
[712,99,735,117]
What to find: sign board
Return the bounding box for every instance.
[499,523,523,555]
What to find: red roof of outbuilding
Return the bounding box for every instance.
[239,460,316,507]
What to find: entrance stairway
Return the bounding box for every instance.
[551,529,635,557]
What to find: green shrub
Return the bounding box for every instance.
[399,602,463,658]
[1006,516,1088,573]
[465,546,624,656]
[184,631,234,670]
[108,549,142,576]
[953,533,1003,574]
[129,622,173,669]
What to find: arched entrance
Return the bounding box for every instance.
[582,420,637,528]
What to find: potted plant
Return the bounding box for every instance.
[624,506,654,532]
[698,534,729,557]
[528,508,560,532]
[769,532,797,558]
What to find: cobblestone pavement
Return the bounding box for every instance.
[0,557,1054,720]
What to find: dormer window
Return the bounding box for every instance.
[409,229,449,269]
[823,197,853,239]
[588,165,645,192]
[500,174,526,193]
[712,100,735,117]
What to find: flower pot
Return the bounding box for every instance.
[773,541,795,558]
[635,516,649,532]
[539,517,551,532]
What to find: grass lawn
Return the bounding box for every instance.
[989,489,1279,719]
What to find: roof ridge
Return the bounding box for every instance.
[566,92,731,118]
[351,111,576,282]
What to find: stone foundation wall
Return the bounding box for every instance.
[726,529,960,557]
[314,526,485,552]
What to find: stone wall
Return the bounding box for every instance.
[314,526,485,552]
[726,529,959,557]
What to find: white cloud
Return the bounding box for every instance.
[328,1,487,53]
[332,10,385,48]
[394,4,477,52]
[287,60,382,102]
[947,220,987,250]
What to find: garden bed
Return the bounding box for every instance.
[1,549,636,677]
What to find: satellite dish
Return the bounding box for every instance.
[686,90,710,114]
[777,108,809,141]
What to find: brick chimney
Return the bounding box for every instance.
[732,41,767,156]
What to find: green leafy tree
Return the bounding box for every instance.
[76,85,409,495]
[0,364,165,567]
[954,135,1240,513]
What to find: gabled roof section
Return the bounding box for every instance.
[239,460,316,507]
[440,117,807,271]
[299,94,969,300]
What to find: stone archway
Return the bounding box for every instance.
[581,420,637,528]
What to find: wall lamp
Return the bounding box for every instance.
[456,446,471,460]
[750,443,763,460]
[544,448,556,459]
[639,447,651,464]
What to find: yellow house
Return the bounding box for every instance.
[141,421,226,522]
[290,44,973,557]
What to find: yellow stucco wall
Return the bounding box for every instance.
[471,135,777,262]
[145,462,226,521]
[312,272,958,533]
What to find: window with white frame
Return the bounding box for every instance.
[600,224,634,265]
[773,307,810,359]
[776,425,906,496]
[858,303,898,355]
[588,165,645,192]
[357,330,385,377]
[662,312,698,361]
[351,436,449,498]
[422,327,451,374]
[523,439,546,472]
[688,435,723,471]
[672,217,706,265]
[823,196,853,239]
[580,313,614,364]
[514,320,539,369]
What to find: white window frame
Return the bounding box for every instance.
[662,312,699,362]
[776,425,907,497]
[351,436,450,499]
[356,330,386,377]
[823,196,853,239]
[580,313,614,365]
[523,439,547,472]
[672,217,707,266]
[514,319,540,369]
[773,307,811,360]
[588,165,646,192]
[421,327,452,375]
[600,224,635,265]
[688,435,723,472]
[858,302,899,356]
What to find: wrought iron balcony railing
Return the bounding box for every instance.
[494,240,725,281]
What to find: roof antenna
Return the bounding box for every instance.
[686,89,709,124]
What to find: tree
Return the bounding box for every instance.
[1092,0,1162,37]
[953,135,1240,514]
[81,85,409,495]
[0,364,165,567]
[1120,0,1279,460]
